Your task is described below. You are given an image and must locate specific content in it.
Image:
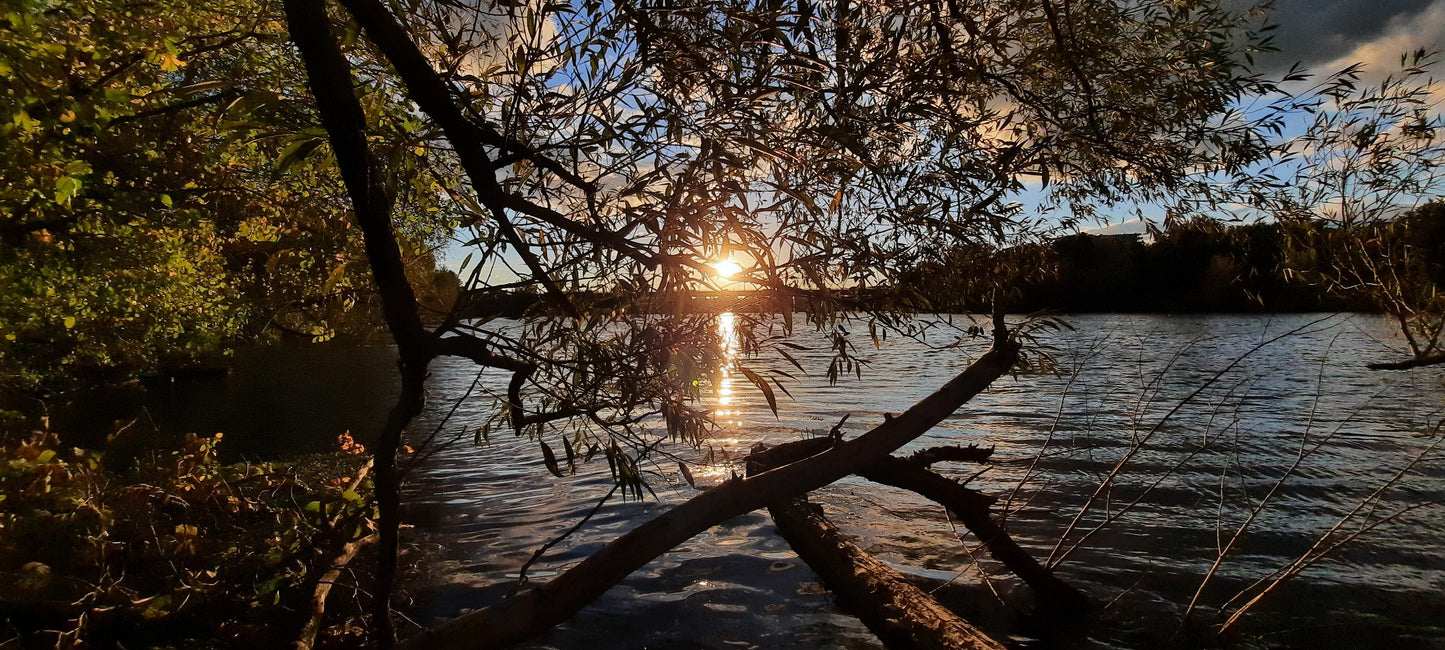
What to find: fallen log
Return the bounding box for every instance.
[858,457,1089,613]
[768,496,1008,650]
[1366,353,1445,370]
[749,439,1088,614]
[400,339,1019,650]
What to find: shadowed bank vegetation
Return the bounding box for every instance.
[0,424,378,648]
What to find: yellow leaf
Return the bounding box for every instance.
[63,316,76,329]
[155,52,185,72]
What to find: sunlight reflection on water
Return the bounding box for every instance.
[404,313,1445,649]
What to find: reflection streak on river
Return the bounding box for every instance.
[403,313,1445,648]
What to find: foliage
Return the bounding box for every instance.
[1199,51,1445,364]
[0,428,376,648]
[309,0,1292,470]
[0,0,459,394]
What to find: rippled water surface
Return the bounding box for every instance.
[402,314,1445,649]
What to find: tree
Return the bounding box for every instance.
[1199,51,1445,369]
[275,0,1292,644]
[0,0,457,395]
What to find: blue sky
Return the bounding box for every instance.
[1080,0,1445,236]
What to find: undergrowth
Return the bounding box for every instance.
[0,427,377,648]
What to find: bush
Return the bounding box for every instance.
[0,429,375,648]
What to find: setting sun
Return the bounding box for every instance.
[714,258,742,278]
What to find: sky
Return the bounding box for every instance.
[446,0,1445,271]
[1081,0,1445,236]
[1260,0,1445,75]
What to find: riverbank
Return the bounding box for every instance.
[0,425,377,648]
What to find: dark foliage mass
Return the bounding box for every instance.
[905,204,1445,314]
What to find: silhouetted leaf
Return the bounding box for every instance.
[540,441,564,478]
[738,366,778,416]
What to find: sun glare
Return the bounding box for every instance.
[714,258,743,278]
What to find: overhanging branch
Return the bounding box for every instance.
[401,338,1020,649]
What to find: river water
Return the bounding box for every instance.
[392,313,1445,649]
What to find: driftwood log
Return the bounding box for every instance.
[769,496,1008,650]
[748,444,1009,650]
[400,338,1020,650]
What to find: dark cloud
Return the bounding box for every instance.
[1254,0,1442,72]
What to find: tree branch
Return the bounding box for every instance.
[401,339,1020,649]
[858,457,1089,613]
[335,0,658,274]
[1366,353,1445,370]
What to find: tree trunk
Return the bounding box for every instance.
[282,0,436,642]
[768,496,1008,650]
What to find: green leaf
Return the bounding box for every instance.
[160,193,173,208]
[63,316,76,329]
[54,176,80,204]
[36,450,56,463]
[274,137,324,175]
[341,489,362,502]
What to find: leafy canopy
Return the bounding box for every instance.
[0,0,458,392]
[304,0,1291,479]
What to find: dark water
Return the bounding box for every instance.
[51,342,399,462]
[398,313,1445,649]
[86,315,1443,647]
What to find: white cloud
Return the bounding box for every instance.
[1321,0,1445,77]
[1080,217,1155,242]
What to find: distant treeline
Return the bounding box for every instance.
[1014,225,1355,313]
[905,205,1444,314]
[458,208,1444,317]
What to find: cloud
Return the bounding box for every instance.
[1080,217,1155,241]
[1256,0,1441,72]
[1317,0,1445,76]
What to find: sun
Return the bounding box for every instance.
[713,258,743,279]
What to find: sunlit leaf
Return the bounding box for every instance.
[737,366,778,416]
